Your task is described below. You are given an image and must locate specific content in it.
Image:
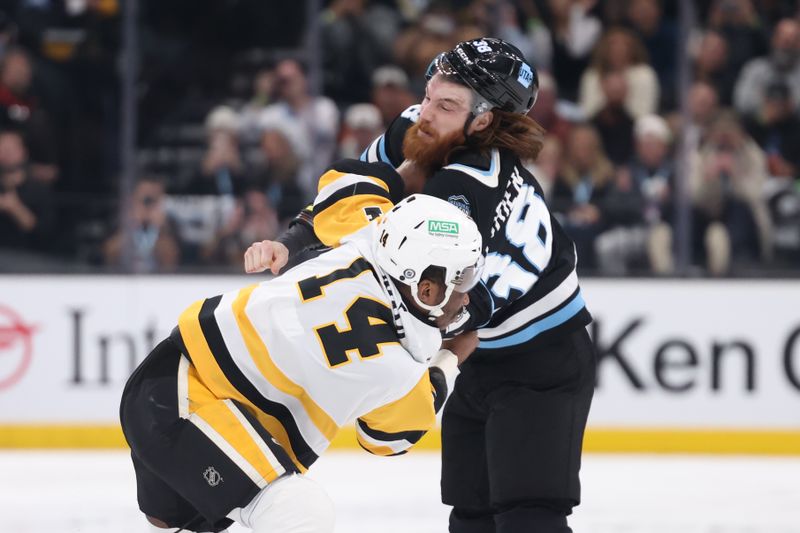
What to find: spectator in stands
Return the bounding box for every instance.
[677,81,721,152]
[338,103,383,160]
[103,176,181,273]
[689,111,772,275]
[590,70,635,165]
[239,67,276,144]
[0,47,57,184]
[733,18,800,116]
[371,65,416,127]
[579,27,659,119]
[320,0,397,105]
[527,71,572,146]
[742,81,800,181]
[707,0,767,81]
[201,187,279,267]
[393,5,483,92]
[626,114,677,274]
[551,124,615,271]
[527,0,602,102]
[693,29,738,106]
[183,121,246,198]
[258,59,339,197]
[627,0,678,109]
[249,120,306,226]
[0,129,52,251]
[526,134,563,201]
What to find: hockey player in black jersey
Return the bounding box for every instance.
[245,38,596,533]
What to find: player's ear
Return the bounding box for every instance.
[468,110,493,134]
[416,279,444,306]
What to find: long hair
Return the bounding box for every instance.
[590,27,649,73]
[452,109,546,163]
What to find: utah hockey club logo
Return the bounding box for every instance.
[203,466,223,487]
[0,304,37,390]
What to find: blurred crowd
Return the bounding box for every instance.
[1,0,800,276]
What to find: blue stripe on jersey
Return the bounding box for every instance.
[478,290,586,349]
[359,145,369,161]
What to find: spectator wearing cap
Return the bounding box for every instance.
[733,18,800,116]
[338,103,383,160]
[371,65,416,127]
[628,114,677,274]
[742,82,800,180]
[592,116,676,275]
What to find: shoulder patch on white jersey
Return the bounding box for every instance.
[442,149,501,188]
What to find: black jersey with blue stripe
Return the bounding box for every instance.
[362,105,591,355]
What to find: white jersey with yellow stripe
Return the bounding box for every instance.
[175,223,443,472]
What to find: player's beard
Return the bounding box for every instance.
[402,121,466,174]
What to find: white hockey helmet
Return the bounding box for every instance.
[374,194,483,317]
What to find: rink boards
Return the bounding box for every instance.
[0,275,798,454]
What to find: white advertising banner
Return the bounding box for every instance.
[0,276,799,430]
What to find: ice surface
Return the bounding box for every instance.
[1,450,799,532]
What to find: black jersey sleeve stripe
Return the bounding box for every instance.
[229,400,300,475]
[328,159,406,202]
[356,418,426,445]
[196,297,319,470]
[313,181,392,218]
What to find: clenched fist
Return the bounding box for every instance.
[243,240,289,275]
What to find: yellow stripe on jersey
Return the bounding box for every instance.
[232,285,340,443]
[179,300,247,403]
[314,169,393,247]
[178,299,307,471]
[357,372,436,456]
[190,396,285,484]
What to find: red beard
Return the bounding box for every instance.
[402,121,465,174]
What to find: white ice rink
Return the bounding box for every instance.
[2,450,800,533]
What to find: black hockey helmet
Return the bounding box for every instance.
[425,38,539,115]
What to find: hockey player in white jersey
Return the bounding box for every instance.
[119,194,483,533]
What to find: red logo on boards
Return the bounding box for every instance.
[0,304,37,390]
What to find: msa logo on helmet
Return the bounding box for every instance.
[517,63,534,88]
[428,220,459,236]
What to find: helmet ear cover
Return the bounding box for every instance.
[374,194,483,318]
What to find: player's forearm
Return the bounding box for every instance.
[276,206,322,258]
